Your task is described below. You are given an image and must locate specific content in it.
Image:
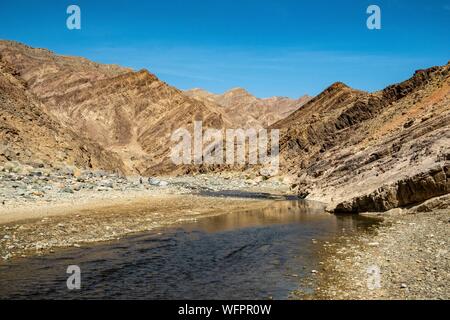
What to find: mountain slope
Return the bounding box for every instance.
[0,40,230,175]
[272,63,450,212]
[0,58,126,172]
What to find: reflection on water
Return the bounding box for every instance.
[0,200,378,300]
[184,200,327,233]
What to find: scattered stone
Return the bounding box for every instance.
[158,181,169,187]
[60,187,74,194]
[2,253,12,260]
[0,170,295,264]
[148,178,160,186]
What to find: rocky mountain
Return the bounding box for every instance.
[185,87,311,128]
[0,40,230,175]
[0,57,125,172]
[1,40,448,213]
[272,63,450,212]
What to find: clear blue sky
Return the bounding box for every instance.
[0,0,449,97]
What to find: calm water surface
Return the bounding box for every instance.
[0,199,377,299]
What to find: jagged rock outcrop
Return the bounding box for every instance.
[408,194,450,213]
[334,164,449,213]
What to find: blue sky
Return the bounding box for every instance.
[0,0,449,97]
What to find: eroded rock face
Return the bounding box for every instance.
[334,165,449,213]
[408,194,450,213]
[0,58,126,173]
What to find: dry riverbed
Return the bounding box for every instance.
[295,195,450,300]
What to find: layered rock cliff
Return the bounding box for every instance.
[0,58,126,172]
[272,62,450,212]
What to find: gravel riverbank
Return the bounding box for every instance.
[0,162,290,218]
[295,195,450,300]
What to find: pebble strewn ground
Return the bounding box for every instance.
[295,198,450,300]
[0,161,288,211]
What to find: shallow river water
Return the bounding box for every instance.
[0,199,377,299]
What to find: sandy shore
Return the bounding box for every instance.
[0,189,172,224]
[295,195,450,300]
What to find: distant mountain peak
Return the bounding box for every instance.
[185,86,311,128]
[328,81,351,91]
[224,87,252,96]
